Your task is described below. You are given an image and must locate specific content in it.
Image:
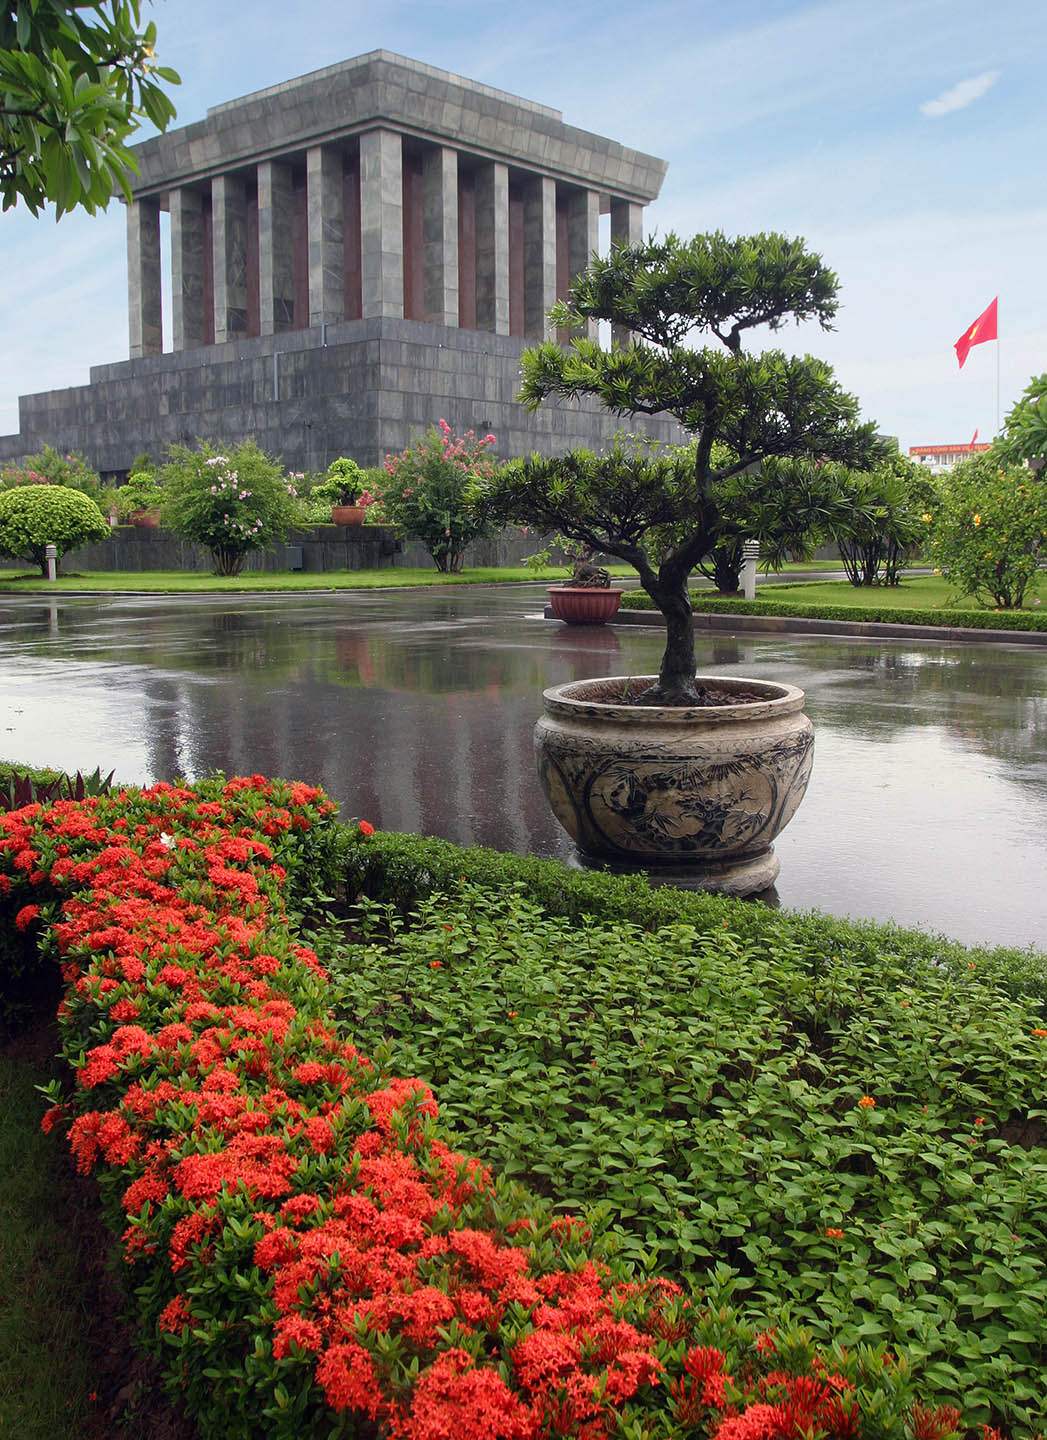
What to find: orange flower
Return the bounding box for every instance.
[1032,1028,1047,1038]
[429,960,442,969]
[825,1227,844,1239]
[858,1095,876,1108]
[357,820,374,836]
[974,1117,985,1126]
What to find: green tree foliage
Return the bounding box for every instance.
[0,0,179,217]
[481,232,882,701]
[827,451,937,587]
[159,440,300,577]
[996,372,1047,467]
[925,453,1047,609]
[0,482,108,573]
[380,420,499,572]
[689,449,913,593]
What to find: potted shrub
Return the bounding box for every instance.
[480,231,884,892]
[526,536,624,623]
[311,457,374,524]
[114,469,165,526]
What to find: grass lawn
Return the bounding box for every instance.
[0,560,848,594]
[743,573,1046,611]
[0,564,568,592]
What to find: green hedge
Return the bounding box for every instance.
[338,828,1047,1005]
[618,590,1047,633]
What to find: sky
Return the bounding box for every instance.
[1,0,1044,454]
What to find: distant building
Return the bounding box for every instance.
[0,51,684,475]
[909,442,991,474]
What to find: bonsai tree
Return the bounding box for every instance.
[685,448,895,594]
[159,439,300,576]
[113,467,164,520]
[312,456,364,506]
[0,484,109,574]
[381,420,499,572]
[481,232,883,702]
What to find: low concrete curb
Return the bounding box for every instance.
[545,605,1047,647]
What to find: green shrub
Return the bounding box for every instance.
[0,445,104,508]
[0,485,109,575]
[380,420,499,570]
[328,834,1047,1431]
[925,455,1047,609]
[159,439,301,576]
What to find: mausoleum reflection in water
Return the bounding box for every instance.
[0,587,1043,949]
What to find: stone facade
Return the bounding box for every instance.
[0,52,683,473]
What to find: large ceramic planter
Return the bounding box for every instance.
[534,675,814,895]
[332,505,366,526]
[547,586,623,624]
[128,509,161,529]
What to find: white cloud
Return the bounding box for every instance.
[920,69,1001,117]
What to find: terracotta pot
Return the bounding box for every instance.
[128,509,160,529]
[534,674,814,895]
[332,505,366,526]
[547,586,623,624]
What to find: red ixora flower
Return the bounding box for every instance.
[825,1227,845,1239]
[358,820,375,836]
[858,1095,876,1108]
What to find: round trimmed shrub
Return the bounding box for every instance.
[0,484,109,575]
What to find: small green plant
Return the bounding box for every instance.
[381,420,499,571]
[158,439,301,576]
[0,485,109,575]
[925,453,1047,608]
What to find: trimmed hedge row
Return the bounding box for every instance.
[618,590,1047,633]
[0,782,970,1440]
[338,828,1047,1007]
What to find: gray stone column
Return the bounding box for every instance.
[212,174,248,344]
[127,197,162,357]
[475,160,509,335]
[523,176,557,340]
[307,145,344,327]
[610,199,644,348]
[567,187,600,341]
[422,145,458,327]
[257,159,295,334]
[170,186,206,351]
[359,128,403,320]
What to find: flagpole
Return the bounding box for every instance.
[995,336,1000,435]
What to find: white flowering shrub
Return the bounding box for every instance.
[159,440,301,575]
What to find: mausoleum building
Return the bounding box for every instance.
[0,52,683,474]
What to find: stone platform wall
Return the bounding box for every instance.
[0,522,551,575]
[0,318,685,477]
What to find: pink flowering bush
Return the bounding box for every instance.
[0,779,987,1439]
[159,440,302,575]
[381,420,499,571]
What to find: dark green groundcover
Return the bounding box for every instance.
[327,826,1047,1432]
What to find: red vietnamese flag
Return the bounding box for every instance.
[954,297,997,369]
[970,428,979,444]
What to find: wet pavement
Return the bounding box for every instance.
[0,585,1044,951]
